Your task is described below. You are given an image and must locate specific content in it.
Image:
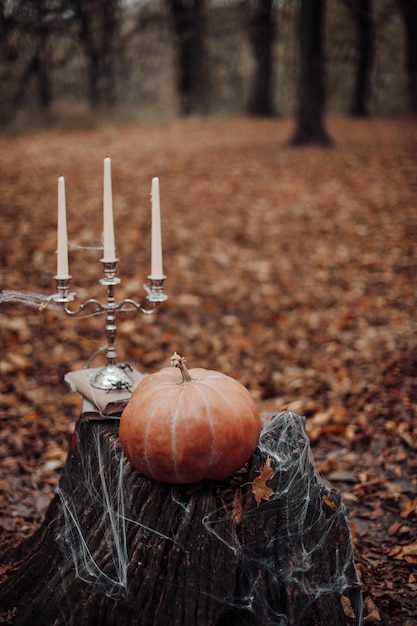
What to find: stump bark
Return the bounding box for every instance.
[0,411,363,625]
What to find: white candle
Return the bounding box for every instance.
[56,176,70,278]
[102,157,117,262]
[150,177,164,278]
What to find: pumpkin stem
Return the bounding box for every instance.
[171,352,194,384]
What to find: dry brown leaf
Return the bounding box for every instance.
[1,118,417,616]
[400,497,417,519]
[322,494,338,512]
[251,457,275,506]
[389,542,417,560]
[341,595,356,619]
[402,543,417,557]
[363,596,382,622]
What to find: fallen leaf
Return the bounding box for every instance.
[402,543,417,557]
[363,596,382,622]
[251,457,275,506]
[322,494,338,512]
[400,497,417,519]
[390,542,417,560]
[1,118,417,616]
[328,470,360,484]
[341,595,356,619]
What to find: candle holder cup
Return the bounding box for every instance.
[53,276,75,303]
[49,259,167,391]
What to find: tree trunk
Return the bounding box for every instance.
[168,0,208,115]
[73,0,119,110]
[348,0,373,117]
[397,0,417,115]
[247,0,275,117]
[290,0,332,145]
[0,411,362,626]
[36,34,53,109]
[100,0,118,108]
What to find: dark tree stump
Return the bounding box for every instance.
[0,411,363,625]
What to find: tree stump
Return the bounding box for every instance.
[0,411,363,625]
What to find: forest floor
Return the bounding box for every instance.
[0,116,416,625]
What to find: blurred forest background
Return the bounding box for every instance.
[1,1,417,624]
[0,0,416,134]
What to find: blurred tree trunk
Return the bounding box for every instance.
[290,0,332,146]
[72,0,119,109]
[100,0,118,107]
[247,0,275,117]
[74,0,100,108]
[168,0,208,115]
[348,0,373,117]
[0,1,11,53]
[397,0,417,115]
[4,0,54,115]
[36,19,53,109]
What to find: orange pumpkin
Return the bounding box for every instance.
[119,353,261,484]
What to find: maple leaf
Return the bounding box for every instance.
[251,457,275,506]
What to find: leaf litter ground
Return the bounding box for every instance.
[0,117,416,624]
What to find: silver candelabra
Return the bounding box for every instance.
[49,258,167,392]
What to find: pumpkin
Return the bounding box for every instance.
[119,353,261,484]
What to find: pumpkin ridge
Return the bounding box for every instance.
[170,384,186,482]
[140,405,154,478]
[134,386,157,406]
[120,357,261,484]
[132,374,184,414]
[192,378,260,479]
[199,382,240,433]
[194,379,243,408]
[190,370,225,382]
[197,378,257,419]
[143,390,175,480]
[192,381,216,471]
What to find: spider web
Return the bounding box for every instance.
[54,410,363,625]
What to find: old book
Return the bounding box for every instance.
[65,366,145,417]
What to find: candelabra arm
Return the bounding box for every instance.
[49,261,168,392]
[51,278,104,318]
[118,298,158,316]
[61,298,105,317]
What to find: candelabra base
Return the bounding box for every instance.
[91,363,134,393]
[65,367,145,416]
